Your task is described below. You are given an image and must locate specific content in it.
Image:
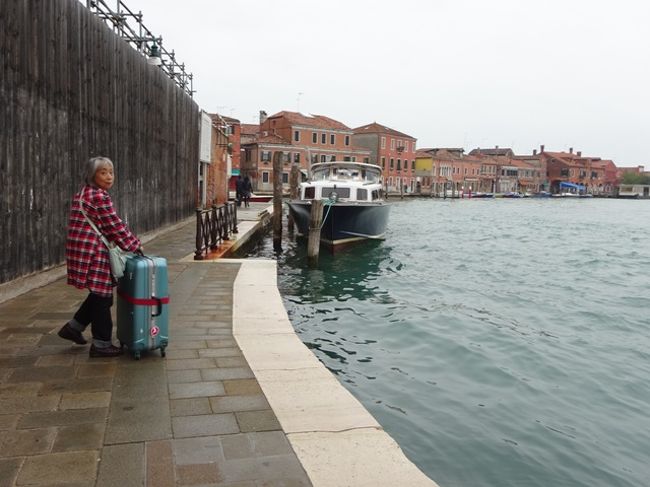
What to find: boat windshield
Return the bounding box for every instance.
[311,165,381,183]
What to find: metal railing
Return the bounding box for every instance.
[194,203,238,260]
[85,0,194,97]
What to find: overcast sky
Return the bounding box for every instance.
[121,0,649,165]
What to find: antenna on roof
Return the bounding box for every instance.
[297,92,304,113]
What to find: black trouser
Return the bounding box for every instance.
[73,293,114,343]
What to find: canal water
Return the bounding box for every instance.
[237,198,650,487]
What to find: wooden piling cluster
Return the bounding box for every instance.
[0,0,199,283]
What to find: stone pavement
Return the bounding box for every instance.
[0,203,312,486]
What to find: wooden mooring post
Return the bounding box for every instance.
[307,200,324,265]
[288,163,300,235]
[272,151,283,251]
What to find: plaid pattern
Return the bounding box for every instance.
[66,185,141,297]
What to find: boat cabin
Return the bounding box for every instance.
[299,162,385,203]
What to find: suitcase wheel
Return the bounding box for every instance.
[134,351,141,360]
[160,347,166,358]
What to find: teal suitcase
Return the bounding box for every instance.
[116,255,169,359]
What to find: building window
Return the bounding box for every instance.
[351,156,356,162]
[321,155,327,162]
[412,141,416,151]
[283,152,291,163]
[312,132,317,143]
[312,154,318,164]
[330,134,335,145]
[282,172,289,184]
[330,155,336,162]
[404,141,409,152]
[381,137,386,149]
[261,150,272,162]
[262,172,269,183]
[411,160,415,170]
[294,153,300,163]
[321,133,326,144]
[391,139,395,150]
[397,159,401,170]
[345,135,350,146]
[390,158,394,169]
[343,156,351,162]
[363,157,369,163]
[381,157,386,168]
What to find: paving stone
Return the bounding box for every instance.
[198,348,242,358]
[218,455,309,484]
[19,407,108,428]
[39,376,114,394]
[169,340,208,350]
[176,463,221,485]
[145,440,174,487]
[209,395,270,414]
[0,356,38,368]
[0,395,60,414]
[96,443,144,487]
[235,411,281,433]
[223,380,263,396]
[171,436,224,465]
[167,369,203,384]
[7,365,75,383]
[0,457,23,486]
[170,398,212,417]
[0,414,19,429]
[76,363,117,378]
[169,381,225,400]
[0,381,42,395]
[19,450,100,485]
[172,413,239,438]
[166,358,217,370]
[165,349,199,360]
[52,422,105,452]
[60,391,111,410]
[0,427,56,456]
[200,367,254,381]
[215,357,248,368]
[36,354,76,367]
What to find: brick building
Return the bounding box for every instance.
[241,111,370,192]
[353,123,417,193]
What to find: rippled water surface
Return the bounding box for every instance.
[239,198,650,487]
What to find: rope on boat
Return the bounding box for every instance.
[319,196,336,230]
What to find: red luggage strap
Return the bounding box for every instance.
[117,289,170,306]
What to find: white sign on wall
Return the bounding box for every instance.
[199,111,212,163]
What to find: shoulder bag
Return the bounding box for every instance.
[78,202,128,279]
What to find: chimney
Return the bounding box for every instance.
[533,149,537,156]
[259,110,268,124]
[577,151,582,157]
[569,147,573,154]
[495,145,499,149]
[540,144,545,153]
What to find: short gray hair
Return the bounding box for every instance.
[85,157,114,186]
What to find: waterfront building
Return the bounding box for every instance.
[241,111,370,192]
[539,147,616,195]
[352,123,417,194]
[211,114,241,194]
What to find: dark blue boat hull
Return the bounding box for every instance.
[287,201,390,247]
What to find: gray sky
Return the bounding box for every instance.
[123,0,649,165]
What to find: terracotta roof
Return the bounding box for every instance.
[240,123,260,135]
[353,122,415,140]
[267,111,351,131]
[256,134,290,145]
[415,150,433,158]
[469,147,514,157]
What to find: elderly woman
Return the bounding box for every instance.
[58,157,142,357]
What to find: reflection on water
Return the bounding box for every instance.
[237,199,650,487]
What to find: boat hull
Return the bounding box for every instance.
[287,201,390,247]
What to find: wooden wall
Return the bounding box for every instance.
[0,0,199,284]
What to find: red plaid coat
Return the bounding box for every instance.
[66,185,141,296]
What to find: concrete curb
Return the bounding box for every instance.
[231,259,439,487]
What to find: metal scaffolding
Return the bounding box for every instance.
[85,0,194,97]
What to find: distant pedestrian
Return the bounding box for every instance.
[235,175,244,207]
[58,157,142,357]
[243,176,253,208]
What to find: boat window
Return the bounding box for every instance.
[357,188,368,201]
[304,187,315,199]
[322,187,350,199]
[371,190,379,200]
